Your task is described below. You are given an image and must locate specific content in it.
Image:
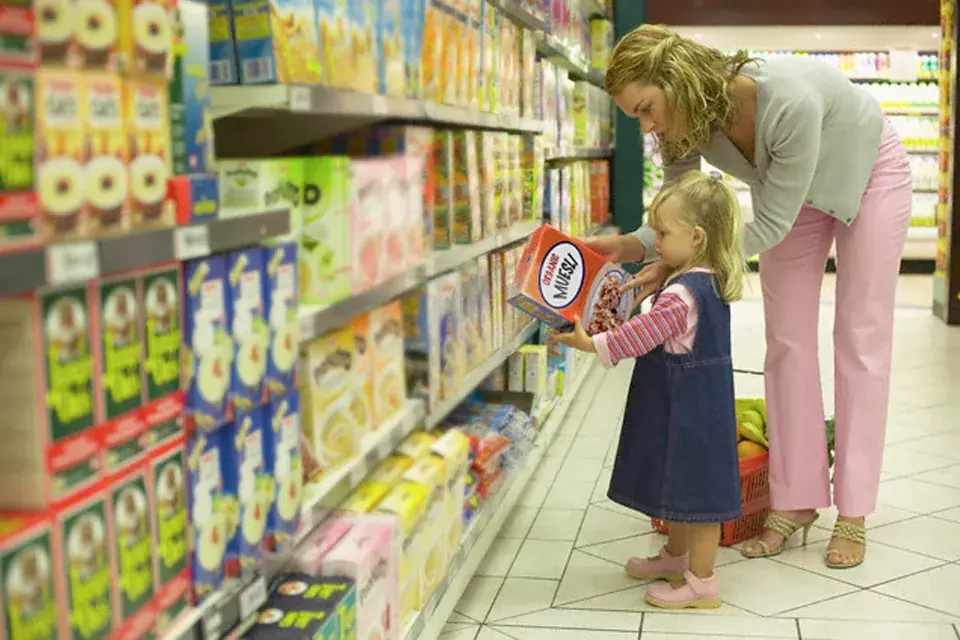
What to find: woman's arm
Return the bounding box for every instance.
[745,95,823,257]
[593,285,693,367]
[631,151,703,262]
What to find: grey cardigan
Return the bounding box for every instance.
[634,56,885,259]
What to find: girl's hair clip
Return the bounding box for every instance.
[708,170,723,180]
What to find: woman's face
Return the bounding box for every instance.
[613,82,670,137]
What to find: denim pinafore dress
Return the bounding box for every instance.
[607,271,742,524]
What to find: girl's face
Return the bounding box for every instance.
[653,197,703,267]
[613,82,671,137]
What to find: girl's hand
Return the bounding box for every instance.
[620,260,671,310]
[548,317,596,353]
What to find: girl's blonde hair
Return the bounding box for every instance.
[604,24,754,165]
[647,171,745,303]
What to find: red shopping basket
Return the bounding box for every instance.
[651,451,770,546]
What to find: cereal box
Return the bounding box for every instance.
[264,391,303,551]
[207,0,239,85]
[368,302,407,424]
[431,131,452,250]
[402,273,463,411]
[83,73,129,234]
[262,243,298,399]
[222,408,271,578]
[169,0,215,175]
[314,0,348,88]
[349,158,386,293]
[124,78,174,228]
[218,158,303,221]
[186,428,235,603]
[232,0,322,85]
[55,484,117,640]
[420,0,443,102]
[226,248,268,413]
[141,264,181,404]
[300,156,350,307]
[118,0,173,78]
[380,156,408,279]
[107,463,156,635]
[477,253,492,355]
[182,255,234,431]
[1,1,35,66]
[36,69,89,239]
[0,66,35,202]
[148,437,190,634]
[168,173,219,224]
[440,8,458,105]
[347,0,379,93]
[451,131,480,245]
[401,0,425,99]
[246,574,357,640]
[0,513,62,640]
[347,314,375,435]
[509,224,634,334]
[374,481,427,626]
[459,260,482,370]
[379,0,405,96]
[401,153,426,266]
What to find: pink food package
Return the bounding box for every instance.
[320,513,400,640]
[509,224,635,335]
[350,159,386,293]
[292,513,356,574]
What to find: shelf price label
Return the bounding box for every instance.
[47,241,99,285]
[174,225,211,261]
[239,576,268,621]
[290,86,312,112]
[201,608,223,640]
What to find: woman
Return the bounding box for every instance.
[586,24,912,569]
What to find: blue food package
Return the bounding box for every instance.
[226,248,268,413]
[262,243,299,399]
[232,0,322,85]
[170,0,215,174]
[222,408,272,578]
[207,0,239,85]
[183,255,234,430]
[244,574,357,640]
[170,173,219,224]
[264,391,303,550]
[187,428,236,602]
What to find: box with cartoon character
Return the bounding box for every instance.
[118,0,174,79]
[262,243,298,400]
[245,574,357,640]
[0,284,103,509]
[0,67,42,253]
[123,78,174,229]
[53,483,117,640]
[264,391,303,551]
[186,428,236,603]
[222,408,273,578]
[346,0,378,93]
[182,255,234,431]
[83,72,130,235]
[148,437,189,635]
[169,0,215,175]
[226,248,268,413]
[299,156,349,307]
[0,513,62,640]
[378,0,405,96]
[368,302,407,425]
[169,173,219,224]
[232,0,322,85]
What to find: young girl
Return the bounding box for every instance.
[552,171,745,610]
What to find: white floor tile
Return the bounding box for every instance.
[871,516,960,561]
[454,576,505,622]
[476,537,523,577]
[877,478,960,514]
[542,480,596,510]
[552,550,637,606]
[575,504,655,547]
[785,590,959,623]
[526,508,584,542]
[494,608,642,631]
[900,432,960,461]
[642,635,792,640]
[880,447,957,478]
[499,507,539,539]
[913,464,960,489]
[874,564,960,617]
[569,436,614,460]
[799,619,959,640]
[440,625,480,639]
[714,558,856,616]
[931,507,960,523]
[486,578,558,622]
[474,628,513,640]
[642,612,797,637]
[509,539,573,579]
[814,503,919,532]
[775,539,943,587]
[491,628,635,640]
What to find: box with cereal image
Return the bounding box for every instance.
[508,224,634,334]
[231,0,322,85]
[0,512,64,640]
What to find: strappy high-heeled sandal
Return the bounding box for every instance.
[825,520,866,569]
[741,512,820,558]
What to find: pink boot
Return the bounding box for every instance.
[624,546,689,581]
[645,570,722,609]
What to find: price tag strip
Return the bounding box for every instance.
[174,225,212,261]
[46,241,99,285]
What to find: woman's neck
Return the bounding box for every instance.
[726,75,757,136]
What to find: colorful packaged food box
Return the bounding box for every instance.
[459,260,482,370]
[401,153,426,267]
[148,437,190,634]
[509,224,634,334]
[0,0,35,66]
[451,131,480,245]
[182,255,234,431]
[401,0,425,99]
[169,0,215,175]
[420,0,443,102]
[262,243,299,399]
[440,7,458,105]
[118,0,174,78]
[264,391,303,551]
[347,0,379,93]
[0,512,63,640]
[380,156,408,279]
[292,514,354,572]
[349,158,386,293]
[232,0,322,85]
[245,574,357,640]
[123,78,174,228]
[140,264,183,442]
[379,0,405,96]
[222,408,271,577]
[226,248,268,412]
[0,66,39,250]
[314,0,348,88]
[186,428,236,603]
[431,131,453,250]
[207,0,239,85]
[300,156,350,306]
[168,173,219,224]
[368,302,407,424]
[0,284,102,509]
[375,481,427,625]
[218,158,303,221]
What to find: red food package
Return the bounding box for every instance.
[472,432,511,474]
[477,467,506,500]
[509,224,634,335]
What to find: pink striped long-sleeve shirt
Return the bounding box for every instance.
[592,272,707,368]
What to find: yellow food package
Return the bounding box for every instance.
[377,480,430,624]
[401,457,448,607]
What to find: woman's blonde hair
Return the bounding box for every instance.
[605,24,754,165]
[647,171,745,303]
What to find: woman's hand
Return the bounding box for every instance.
[581,233,647,263]
[620,260,671,309]
[548,317,596,353]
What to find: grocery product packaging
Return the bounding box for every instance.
[379,0,406,96]
[509,225,634,334]
[169,173,219,224]
[349,158,387,293]
[207,0,239,85]
[119,0,174,78]
[452,131,481,244]
[149,436,191,635]
[300,156,350,307]
[226,248,268,412]
[218,158,303,222]
[232,0,322,85]
[84,72,129,235]
[141,264,185,450]
[0,512,64,640]
[264,391,303,550]
[376,478,428,626]
[432,131,453,249]
[123,78,174,228]
[369,302,408,424]
[222,408,271,578]
[262,244,299,399]
[348,1,380,94]
[0,284,102,509]
[245,574,357,639]
[169,0,215,175]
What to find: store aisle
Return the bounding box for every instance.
[441,286,960,640]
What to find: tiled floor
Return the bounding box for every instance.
[441,275,960,640]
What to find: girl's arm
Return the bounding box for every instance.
[593,286,693,368]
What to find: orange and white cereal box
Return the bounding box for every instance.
[509,225,634,334]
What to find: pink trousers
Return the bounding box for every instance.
[758,120,912,517]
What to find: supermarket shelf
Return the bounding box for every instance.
[545,146,614,161]
[884,107,938,116]
[298,221,539,342]
[491,0,548,31]
[536,34,603,87]
[425,321,540,429]
[404,357,597,640]
[162,401,426,640]
[0,210,290,296]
